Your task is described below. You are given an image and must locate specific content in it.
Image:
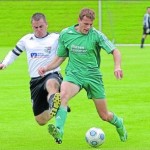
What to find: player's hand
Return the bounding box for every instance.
[114,68,123,79]
[146,28,150,34]
[38,66,47,77]
[0,63,6,70]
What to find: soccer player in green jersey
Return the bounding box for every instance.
[38,8,127,144]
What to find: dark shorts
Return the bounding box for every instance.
[30,72,63,116]
[143,27,150,35]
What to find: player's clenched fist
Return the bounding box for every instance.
[38,66,47,77]
[0,63,6,70]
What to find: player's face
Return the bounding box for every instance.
[78,16,93,34]
[147,8,150,14]
[32,18,48,38]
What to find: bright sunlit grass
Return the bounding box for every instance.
[0,46,150,150]
[0,1,150,149]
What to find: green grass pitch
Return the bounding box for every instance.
[0,1,150,150]
[0,46,150,150]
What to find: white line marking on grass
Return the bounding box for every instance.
[115,44,150,47]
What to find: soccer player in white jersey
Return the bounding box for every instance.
[140,7,150,48]
[0,13,70,128]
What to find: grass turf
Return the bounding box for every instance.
[0,1,150,46]
[0,1,150,149]
[0,46,150,150]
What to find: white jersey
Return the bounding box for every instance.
[2,33,60,78]
[143,13,150,28]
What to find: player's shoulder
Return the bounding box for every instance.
[60,25,74,35]
[90,27,109,42]
[20,33,35,41]
[60,27,69,34]
[48,32,60,39]
[90,27,103,36]
[144,13,149,17]
[49,32,59,36]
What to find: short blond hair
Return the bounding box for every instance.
[79,8,95,21]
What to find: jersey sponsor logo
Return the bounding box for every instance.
[71,45,87,54]
[44,47,51,54]
[31,52,49,58]
[31,53,37,58]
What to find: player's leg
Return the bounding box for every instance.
[141,35,147,48]
[30,76,51,125]
[141,28,147,48]
[93,99,127,142]
[48,81,80,144]
[46,73,71,119]
[87,73,127,142]
[46,78,61,119]
[35,110,50,125]
[30,73,61,125]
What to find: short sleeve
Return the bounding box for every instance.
[97,31,116,54]
[57,34,68,57]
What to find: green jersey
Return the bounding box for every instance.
[57,24,115,73]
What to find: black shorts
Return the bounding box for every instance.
[30,72,63,116]
[143,27,150,35]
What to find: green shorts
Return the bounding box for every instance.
[64,70,106,99]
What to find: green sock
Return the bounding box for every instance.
[55,106,67,133]
[109,113,122,128]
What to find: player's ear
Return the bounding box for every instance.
[31,25,34,30]
[78,18,81,22]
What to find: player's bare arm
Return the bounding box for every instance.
[38,56,66,77]
[112,49,123,79]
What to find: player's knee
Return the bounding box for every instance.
[99,114,109,122]
[36,120,46,126]
[35,115,48,126]
[46,79,59,91]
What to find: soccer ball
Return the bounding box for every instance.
[85,127,105,147]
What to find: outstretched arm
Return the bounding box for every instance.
[0,63,5,70]
[112,49,123,79]
[38,56,66,77]
[0,51,18,70]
